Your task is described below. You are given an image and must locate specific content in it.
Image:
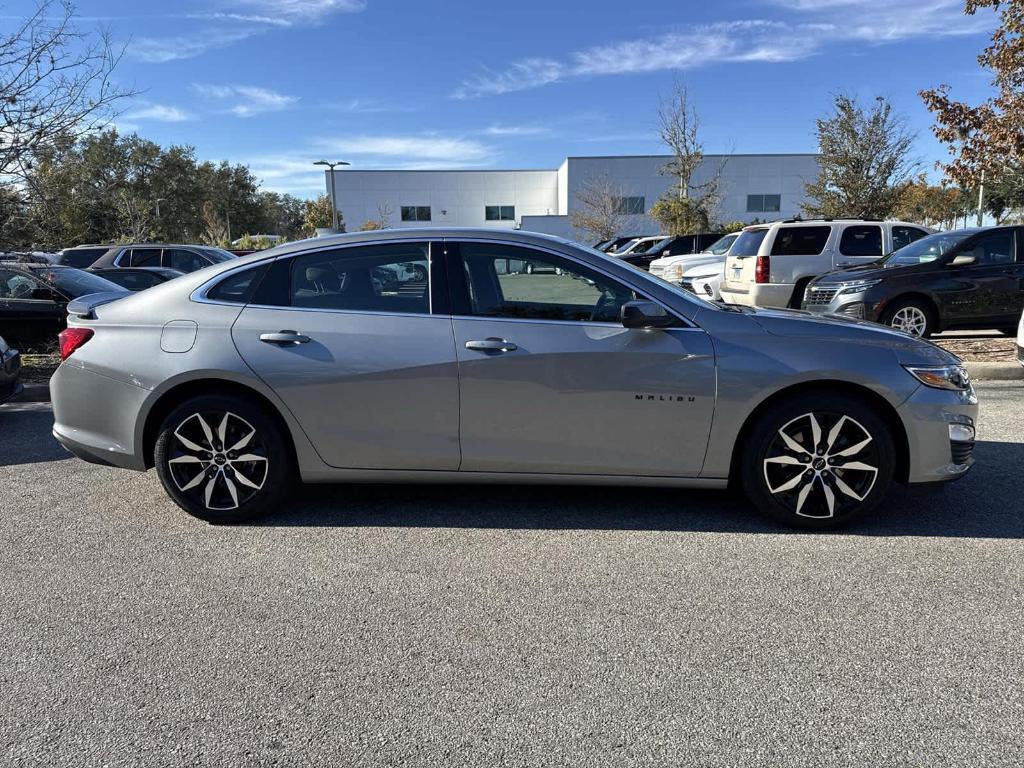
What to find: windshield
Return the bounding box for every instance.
[202,247,238,263]
[30,266,126,298]
[631,238,669,255]
[883,230,977,266]
[730,229,768,257]
[703,233,738,255]
[612,239,642,255]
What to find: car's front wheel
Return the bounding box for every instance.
[740,393,895,530]
[154,394,294,524]
[881,298,935,338]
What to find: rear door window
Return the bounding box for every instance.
[166,249,210,273]
[839,225,883,257]
[770,226,832,256]
[128,248,162,267]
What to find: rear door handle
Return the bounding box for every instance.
[260,330,311,346]
[465,338,517,352]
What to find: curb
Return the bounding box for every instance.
[13,383,51,403]
[963,361,1024,381]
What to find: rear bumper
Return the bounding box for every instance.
[51,361,149,471]
[720,283,793,308]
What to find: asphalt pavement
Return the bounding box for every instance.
[1,382,1022,767]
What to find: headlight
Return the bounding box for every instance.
[835,278,882,295]
[663,264,683,281]
[904,364,972,391]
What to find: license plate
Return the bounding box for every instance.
[732,267,742,280]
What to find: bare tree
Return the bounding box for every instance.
[570,173,626,243]
[0,1,134,185]
[652,82,723,234]
[114,190,151,242]
[376,200,393,229]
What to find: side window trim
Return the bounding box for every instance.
[444,238,692,327]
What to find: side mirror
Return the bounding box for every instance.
[621,300,678,329]
[950,254,976,266]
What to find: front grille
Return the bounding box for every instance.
[680,278,695,293]
[805,287,838,306]
[950,440,975,465]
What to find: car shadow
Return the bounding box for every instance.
[258,439,1024,540]
[0,404,69,466]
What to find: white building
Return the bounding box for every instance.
[325,153,819,240]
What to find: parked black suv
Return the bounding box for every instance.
[91,243,237,273]
[803,227,1024,337]
[617,232,724,270]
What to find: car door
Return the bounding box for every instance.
[447,240,716,477]
[942,229,1018,322]
[0,268,65,348]
[230,240,461,471]
[834,224,884,269]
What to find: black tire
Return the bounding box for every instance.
[788,278,812,309]
[880,297,936,338]
[740,392,896,530]
[154,394,295,524]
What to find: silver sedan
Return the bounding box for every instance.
[50,229,978,529]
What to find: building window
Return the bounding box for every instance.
[485,205,516,221]
[746,194,781,213]
[613,196,645,215]
[400,206,431,222]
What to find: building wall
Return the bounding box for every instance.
[326,154,819,237]
[328,169,559,231]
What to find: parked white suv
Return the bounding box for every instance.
[649,232,738,284]
[719,219,934,309]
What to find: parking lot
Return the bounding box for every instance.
[1,381,1022,766]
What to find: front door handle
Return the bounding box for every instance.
[465,338,517,353]
[260,330,311,346]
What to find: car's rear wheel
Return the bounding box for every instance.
[740,393,895,530]
[881,298,935,338]
[154,394,294,524]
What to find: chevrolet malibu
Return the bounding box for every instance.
[50,229,978,529]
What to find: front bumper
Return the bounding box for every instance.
[899,383,978,484]
[51,360,150,470]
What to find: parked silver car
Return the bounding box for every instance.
[51,229,978,529]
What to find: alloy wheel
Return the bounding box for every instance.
[167,411,269,511]
[762,412,880,519]
[889,306,928,336]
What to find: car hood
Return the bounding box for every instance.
[684,262,724,278]
[651,254,724,269]
[813,260,928,284]
[742,305,959,366]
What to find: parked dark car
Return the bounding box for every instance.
[0,334,21,404]
[803,226,1024,337]
[90,244,237,274]
[89,267,184,291]
[0,263,127,349]
[616,232,724,270]
[54,244,116,268]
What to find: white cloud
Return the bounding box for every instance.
[193,84,299,117]
[319,135,495,165]
[454,2,995,98]
[123,104,192,122]
[482,124,551,137]
[133,1,366,63]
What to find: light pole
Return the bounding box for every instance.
[314,160,350,231]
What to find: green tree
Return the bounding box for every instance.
[303,195,341,236]
[803,95,917,220]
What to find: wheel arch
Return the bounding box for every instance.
[728,380,911,485]
[788,275,816,308]
[141,376,299,470]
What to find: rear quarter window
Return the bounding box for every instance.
[207,263,270,304]
[770,226,832,256]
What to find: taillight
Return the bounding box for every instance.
[754,255,770,284]
[58,327,94,360]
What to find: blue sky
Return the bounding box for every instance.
[5,0,1000,197]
